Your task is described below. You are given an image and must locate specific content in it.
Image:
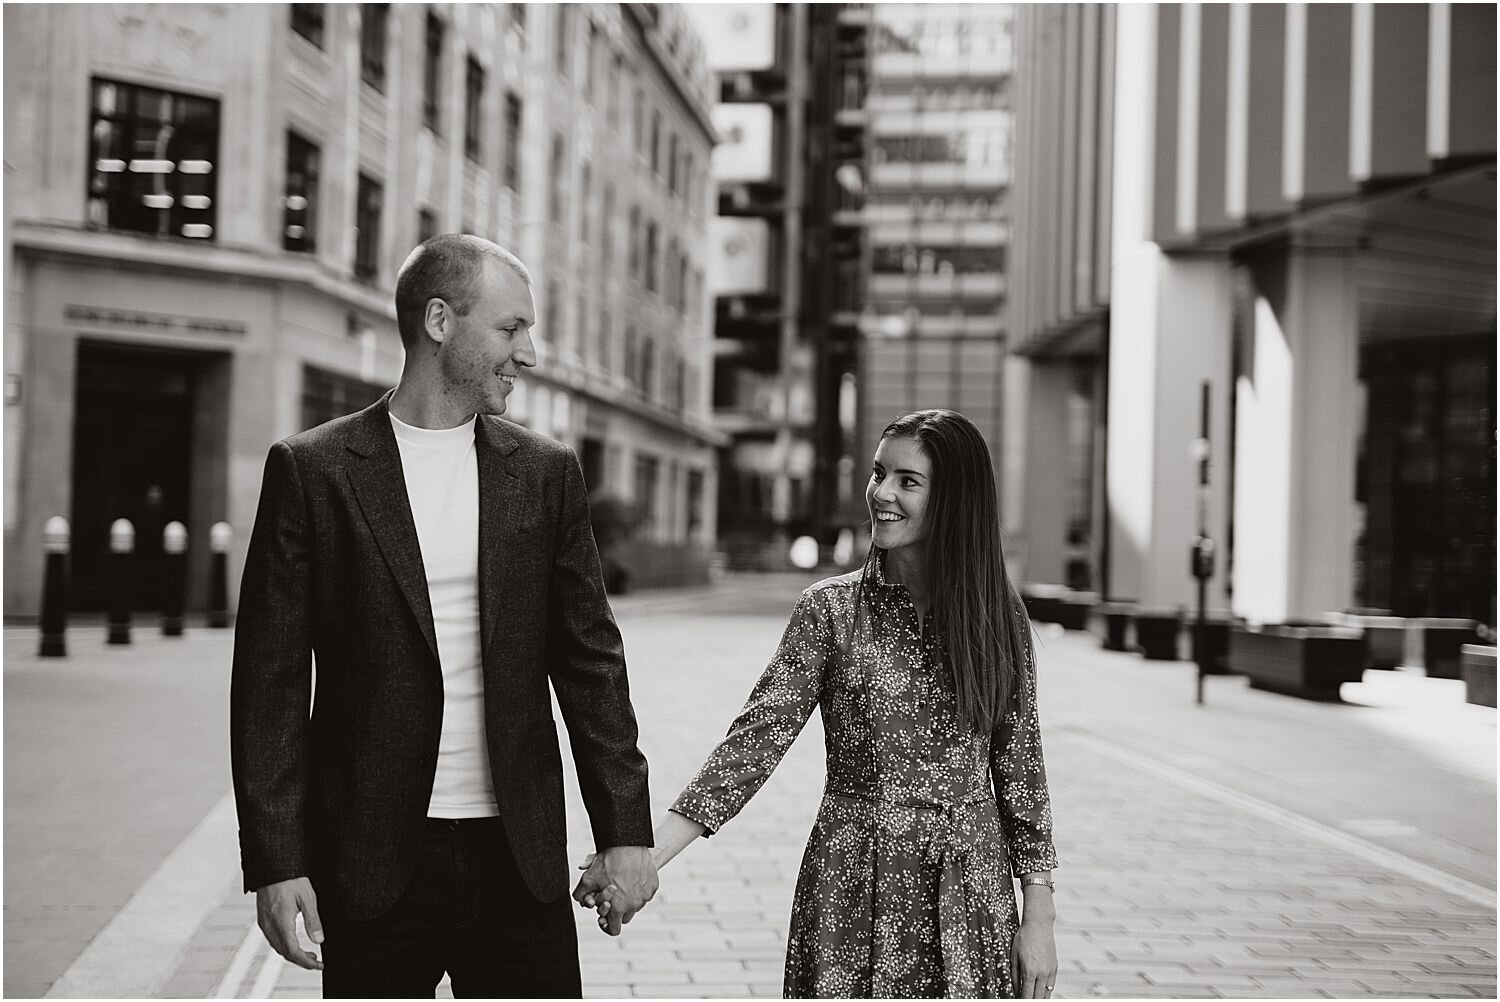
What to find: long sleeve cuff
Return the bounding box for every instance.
[667,793,728,836]
[1010,840,1059,878]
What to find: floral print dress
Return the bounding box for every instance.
[671,557,1058,999]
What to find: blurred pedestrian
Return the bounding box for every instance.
[584,408,1061,998]
[231,233,657,998]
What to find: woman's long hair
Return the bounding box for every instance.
[860,409,1031,734]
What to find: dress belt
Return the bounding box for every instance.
[826,787,1004,998]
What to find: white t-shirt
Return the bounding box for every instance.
[390,412,499,818]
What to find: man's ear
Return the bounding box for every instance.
[424,298,449,344]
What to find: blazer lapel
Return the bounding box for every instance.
[475,416,523,662]
[346,393,440,665]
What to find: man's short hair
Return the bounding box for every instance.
[394,234,532,348]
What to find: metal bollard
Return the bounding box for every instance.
[161,521,188,637]
[208,521,232,628]
[107,518,135,644]
[39,516,70,657]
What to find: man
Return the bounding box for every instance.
[230,234,656,998]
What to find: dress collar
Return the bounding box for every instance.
[869,549,902,590]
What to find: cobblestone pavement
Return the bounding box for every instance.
[11,574,1496,999]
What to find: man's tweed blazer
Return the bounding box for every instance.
[230,391,652,921]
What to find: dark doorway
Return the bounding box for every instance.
[580,436,605,491]
[1359,334,1496,626]
[71,342,198,611]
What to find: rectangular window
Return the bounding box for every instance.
[418,207,438,243]
[355,173,383,283]
[640,336,656,400]
[872,243,1004,275]
[585,21,599,101]
[554,4,570,77]
[503,92,522,190]
[282,131,319,252]
[601,182,614,268]
[579,161,591,244]
[608,53,623,125]
[644,221,658,292]
[627,205,640,281]
[634,453,659,539]
[87,78,220,241]
[664,240,677,307]
[423,13,445,132]
[290,4,325,47]
[633,89,645,158]
[547,278,565,353]
[548,133,566,225]
[575,290,587,361]
[301,365,388,430]
[597,304,609,373]
[464,56,484,160]
[667,133,679,193]
[650,111,662,176]
[360,4,388,92]
[687,468,704,534]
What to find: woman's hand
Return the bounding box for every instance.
[1011,907,1058,998]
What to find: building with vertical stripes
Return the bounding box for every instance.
[1009,4,1494,625]
[856,4,1014,492]
[3,3,722,618]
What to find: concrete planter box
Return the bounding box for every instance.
[1189,617,1242,675]
[605,540,713,593]
[1419,619,1481,680]
[1461,645,1496,708]
[1330,613,1408,670]
[1021,584,1068,625]
[1228,625,1365,700]
[1057,592,1098,631]
[1099,602,1134,652]
[1134,611,1183,661]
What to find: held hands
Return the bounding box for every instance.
[255,877,324,971]
[572,846,658,936]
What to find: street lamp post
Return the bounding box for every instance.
[1190,381,1214,706]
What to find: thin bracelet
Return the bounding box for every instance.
[1020,876,1055,891]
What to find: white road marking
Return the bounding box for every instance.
[212,921,264,998]
[44,791,240,998]
[1339,817,1423,838]
[248,949,284,999]
[1060,729,1496,908]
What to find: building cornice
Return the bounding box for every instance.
[1011,307,1109,360]
[12,223,396,322]
[12,222,729,447]
[625,4,719,145]
[582,384,730,447]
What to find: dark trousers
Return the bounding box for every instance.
[321,817,581,999]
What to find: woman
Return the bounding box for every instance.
[594,409,1059,998]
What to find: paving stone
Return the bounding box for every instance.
[25,585,1493,1000]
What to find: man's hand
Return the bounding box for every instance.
[571,846,657,936]
[255,876,324,970]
